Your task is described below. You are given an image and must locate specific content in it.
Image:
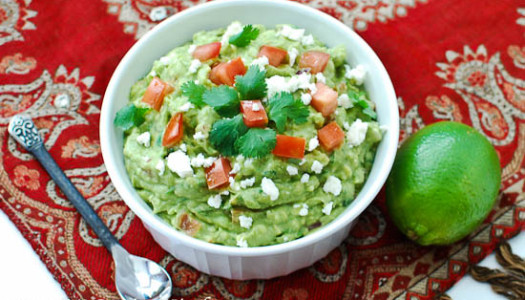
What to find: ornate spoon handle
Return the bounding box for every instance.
[8,115,120,252]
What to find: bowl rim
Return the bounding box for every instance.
[100,0,399,257]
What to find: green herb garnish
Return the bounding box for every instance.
[229,25,260,47]
[209,114,248,156]
[268,92,309,132]
[235,128,276,158]
[181,81,206,107]
[203,85,240,117]
[235,66,267,100]
[114,104,150,130]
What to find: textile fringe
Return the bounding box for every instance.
[469,242,525,300]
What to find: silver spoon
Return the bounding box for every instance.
[8,114,172,300]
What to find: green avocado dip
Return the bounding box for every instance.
[116,22,383,247]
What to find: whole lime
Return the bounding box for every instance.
[386,121,501,246]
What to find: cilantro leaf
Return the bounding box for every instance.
[235,66,267,100]
[203,85,240,117]
[114,104,150,130]
[209,114,248,156]
[348,89,377,119]
[268,92,310,132]
[229,25,260,47]
[181,81,206,107]
[235,128,276,158]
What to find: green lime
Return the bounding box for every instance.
[386,121,501,246]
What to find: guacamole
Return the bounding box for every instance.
[119,22,382,247]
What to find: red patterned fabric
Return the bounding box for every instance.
[1,0,524,299]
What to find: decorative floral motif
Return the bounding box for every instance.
[282,288,309,300]
[212,277,265,300]
[12,164,39,190]
[159,256,209,296]
[0,53,36,74]
[309,244,348,282]
[424,95,463,122]
[346,205,387,246]
[508,45,525,69]
[61,136,101,158]
[0,0,37,45]
[397,97,424,145]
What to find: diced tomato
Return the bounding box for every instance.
[162,112,184,148]
[179,213,200,236]
[258,45,288,67]
[142,77,174,111]
[318,122,345,151]
[299,51,330,74]
[311,83,338,117]
[209,57,247,86]
[240,100,268,128]
[205,157,232,189]
[272,135,306,159]
[193,42,221,61]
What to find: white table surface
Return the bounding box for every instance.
[0,209,523,300]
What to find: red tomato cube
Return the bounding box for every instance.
[162,112,184,148]
[299,51,330,74]
[258,45,288,67]
[318,122,345,151]
[193,42,221,62]
[311,83,338,117]
[240,100,268,128]
[272,135,306,159]
[205,157,232,190]
[209,57,247,86]
[142,77,173,111]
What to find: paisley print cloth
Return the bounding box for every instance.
[0,0,523,299]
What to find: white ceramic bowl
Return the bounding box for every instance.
[100,0,398,280]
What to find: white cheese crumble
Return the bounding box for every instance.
[252,103,261,111]
[221,190,230,196]
[143,156,151,163]
[243,158,254,167]
[288,47,299,66]
[180,143,187,152]
[299,159,306,166]
[189,59,202,74]
[343,122,351,131]
[301,93,312,105]
[159,55,171,65]
[229,176,235,186]
[311,160,324,174]
[190,154,216,168]
[265,73,316,96]
[278,25,305,41]
[322,202,334,215]
[338,94,353,109]
[261,177,279,201]
[301,34,314,45]
[345,64,367,85]
[149,6,168,21]
[167,150,193,178]
[315,73,326,83]
[236,236,248,248]
[179,102,194,112]
[188,44,197,55]
[207,194,222,209]
[239,215,253,229]
[193,131,206,140]
[155,160,165,176]
[300,173,310,183]
[136,132,151,147]
[347,119,369,147]
[323,176,342,196]
[286,165,298,176]
[240,177,256,189]
[250,56,269,71]
[230,163,241,174]
[294,203,309,216]
[221,22,243,46]
[308,136,319,152]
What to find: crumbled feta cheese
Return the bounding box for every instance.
[189,59,202,74]
[347,119,369,147]
[251,102,261,111]
[159,55,171,65]
[240,177,256,189]
[236,236,248,248]
[207,194,222,209]
[167,150,193,178]
[288,72,315,92]
[221,190,229,196]
[136,132,151,147]
[190,154,216,168]
[265,73,315,96]
[308,136,319,151]
[143,156,151,163]
[300,173,310,183]
[265,75,289,96]
[261,177,279,201]
[344,64,367,85]
[301,93,312,105]
[338,94,353,109]
[179,102,194,112]
[311,160,323,174]
[343,122,351,131]
[301,34,314,45]
[243,158,254,167]
[149,6,168,21]
[221,22,243,46]
[180,143,187,152]
[149,70,157,77]
[193,131,206,140]
[323,176,342,196]
[278,25,305,41]
[299,159,306,166]
[296,203,309,216]
[239,215,253,229]
[155,160,165,176]
[229,176,235,185]
[288,47,299,66]
[315,73,326,83]
[286,166,298,176]
[322,202,334,215]
[230,163,241,174]
[250,56,269,71]
[188,44,197,55]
